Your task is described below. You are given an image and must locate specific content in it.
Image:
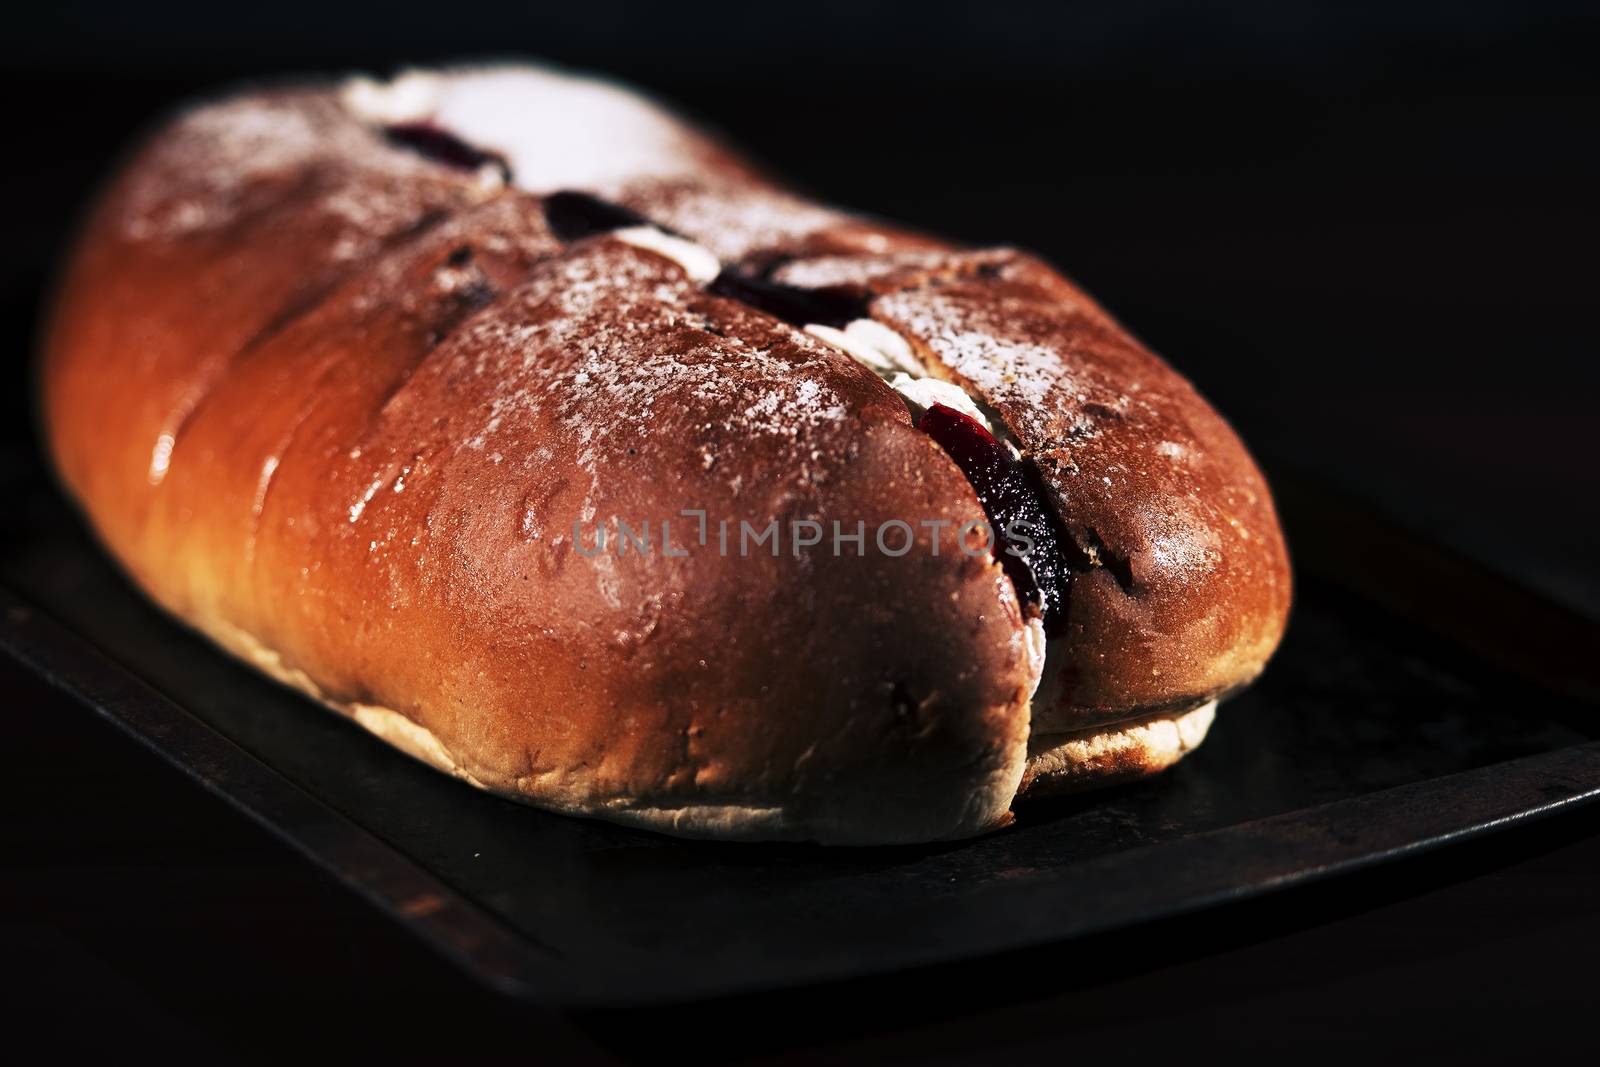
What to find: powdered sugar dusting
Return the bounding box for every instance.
[773,247,1014,291]
[873,288,1074,442]
[428,245,855,509]
[617,177,850,261]
[122,96,324,238]
[868,265,1273,598]
[120,92,446,242]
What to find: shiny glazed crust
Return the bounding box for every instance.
[41,66,1290,843]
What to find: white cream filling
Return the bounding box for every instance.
[612,225,722,283]
[888,374,992,431]
[806,319,991,432]
[803,320,925,377]
[341,73,506,193]
[341,72,439,124]
[341,66,704,192]
[1023,617,1048,699]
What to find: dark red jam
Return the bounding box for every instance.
[707,269,867,330]
[384,123,508,177]
[918,403,1076,634]
[542,191,654,242]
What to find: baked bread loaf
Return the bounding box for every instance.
[42,64,1291,843]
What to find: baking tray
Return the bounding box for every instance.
[3,440,1598,1006]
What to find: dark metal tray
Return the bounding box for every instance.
[3,445,1598,1006]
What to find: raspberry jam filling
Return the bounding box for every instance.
[383,122,508,177]
[918,403,1076,635]
[542,191,653,242]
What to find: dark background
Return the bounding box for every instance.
[3,1,1598,1060]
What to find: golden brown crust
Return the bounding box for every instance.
[42,66,1289,843]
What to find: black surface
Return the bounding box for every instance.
[7,646,1600,1062]
[4,441,1597,1003]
